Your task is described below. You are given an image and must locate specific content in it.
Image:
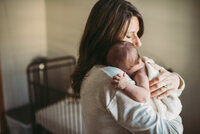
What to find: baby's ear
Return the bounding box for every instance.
[136,58,145,69]
[130,59,145,73]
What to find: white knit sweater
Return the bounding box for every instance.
[80,64,184,134]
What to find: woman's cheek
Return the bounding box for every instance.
[122,37,132,44]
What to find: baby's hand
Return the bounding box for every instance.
[112,73,128,90]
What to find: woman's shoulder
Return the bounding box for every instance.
[81,65,121,109]
[101,66,124,77]
[85,65,123,78]
[89,65,132,81]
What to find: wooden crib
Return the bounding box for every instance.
[27,56,85,134]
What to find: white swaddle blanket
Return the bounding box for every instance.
[143,56,182,121]
[104,57,182,121]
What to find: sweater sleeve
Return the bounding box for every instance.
[173,72,185,97]
[106,90,183,134]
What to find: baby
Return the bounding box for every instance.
[106,41,182,120]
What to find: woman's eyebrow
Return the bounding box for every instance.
[127,28,139,33]
[127,30,138,34]
[127,31,135,33]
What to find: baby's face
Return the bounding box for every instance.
[120,52,144,76]
[124,58,144,76]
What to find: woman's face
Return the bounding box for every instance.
[122,16,142,47]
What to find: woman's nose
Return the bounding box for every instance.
[132,35,142,47]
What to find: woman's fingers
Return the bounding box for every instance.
[156,88,175,99]
[149,63,181,99]
[151,86,166,98]
[148,62,165,72]
[151,86,170,98]
[151,83,175,98]
[149,71,168,87]
[150,80,168,93]
[150,68,174,98]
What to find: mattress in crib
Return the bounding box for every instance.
[35,97,85,134]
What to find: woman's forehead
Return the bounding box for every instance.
[127,16,140,33]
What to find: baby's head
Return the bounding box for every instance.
[106,41,144,76]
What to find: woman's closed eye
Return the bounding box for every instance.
[126,35,131,39]
[125,33,138,39]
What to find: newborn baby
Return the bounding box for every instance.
[106,41,182,120]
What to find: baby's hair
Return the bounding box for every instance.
[106,41,139,68]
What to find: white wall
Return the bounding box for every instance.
[0,0,47,110]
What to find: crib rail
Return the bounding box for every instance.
[26,56,81,134]
[35,97,85,134]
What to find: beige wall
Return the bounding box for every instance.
[132,1,200,133]
[0,0,47,110]
[46,0,97,58]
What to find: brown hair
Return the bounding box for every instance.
[71,0,144,93]
[106,41,139,70]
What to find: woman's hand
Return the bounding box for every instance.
[149,63,180,99]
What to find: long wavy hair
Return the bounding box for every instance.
[71,0,144,93]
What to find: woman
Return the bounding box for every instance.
[71,0,185,133]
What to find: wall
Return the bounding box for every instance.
[0,0,47,110]
[46,0,200,133]
[45,0,96,58]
